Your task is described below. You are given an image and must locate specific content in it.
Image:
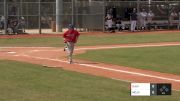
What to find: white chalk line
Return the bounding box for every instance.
[8,54,180,91]
[10,43,180,83]
[16,55,180,92]
[3,43,180,91]
[12,54,180,91]
[14,54,180,83]
[7,52,17,54]
[79,64,180,82]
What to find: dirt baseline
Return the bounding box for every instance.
[0,42,180,91]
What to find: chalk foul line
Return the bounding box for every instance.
[14,54,180,83]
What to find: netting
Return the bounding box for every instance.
[0,0,179,34]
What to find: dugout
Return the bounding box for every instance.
[0,0,180,34]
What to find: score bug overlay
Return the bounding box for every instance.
[131,83,171,96]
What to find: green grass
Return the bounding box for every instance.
[1,32,180,47]
[75,46,180,75]
[0,37,62,47]
[78,32,180,46]
[0,60,180,101]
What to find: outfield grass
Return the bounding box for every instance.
[0,60,180,101]
[75,46,180,75]
[1,32,180,47]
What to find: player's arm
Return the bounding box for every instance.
[63,31,69,43]
[63,31,68,38]
[74,32,80,43]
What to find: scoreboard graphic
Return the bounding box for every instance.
[131,83,171,96]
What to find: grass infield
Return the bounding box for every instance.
[0,60,180,101]
[1,32,180,47]
[75,46,180,75]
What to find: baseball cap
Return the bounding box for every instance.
[68,24,74,29]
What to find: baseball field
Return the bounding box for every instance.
[0,31,180,101]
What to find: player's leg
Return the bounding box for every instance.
[130,21,134,31]
[66,42,71,63]
[69,42,74,64]
[131,21,136,31]
[64,43,68,51]
[66,42,74,64]
[143,20,146,30]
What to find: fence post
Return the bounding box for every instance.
[178,12,180,29]
[39,0,41,34]
[56,0,63,32]
[72,0,75,25]
[103,0,105,32]
[4,0,7,34]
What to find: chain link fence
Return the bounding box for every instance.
[0,0,179,34]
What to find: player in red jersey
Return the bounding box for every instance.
[63,24,80,64]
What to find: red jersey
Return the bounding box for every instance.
[63,29,80,43]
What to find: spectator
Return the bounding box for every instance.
[105,13,114,33]
[130,8,137,32]
[147,10,155,30]
[178,12,180,29]
[7,17,18,34]
[19,17,26,33]
[116,15,124,31]
[169,11,178,26]
[139,9,147,30]
[0,16,5,30]
[11,18,18,34]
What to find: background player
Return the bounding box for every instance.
[147,10,155,30]
[139,9,147,30]
[130,8,137,32]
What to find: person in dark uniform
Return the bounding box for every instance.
[116,15,123,31]
[130,8,137,32]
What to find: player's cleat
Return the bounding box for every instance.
[68,60,72,64]
[63,47,67,51]
[68,59,73,64]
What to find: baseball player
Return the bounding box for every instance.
[147,10,155,30]
[63,24,80,64]
[139,9,147,30]
[105,13,114,32]
[130,8,137,32]
[178,12,180,29]
[19,17,26,33]
[169,11,178,26]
